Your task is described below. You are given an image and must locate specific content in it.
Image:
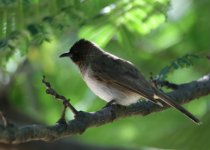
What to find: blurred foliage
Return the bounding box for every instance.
[0,0,210,149]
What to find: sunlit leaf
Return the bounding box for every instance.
[79,24,116,47]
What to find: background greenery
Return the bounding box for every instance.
[0,0,210,149]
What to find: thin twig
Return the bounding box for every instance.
[0,111,7,127]
[42,76,78,115]
[157,80,178,90]
[150,73,178,90]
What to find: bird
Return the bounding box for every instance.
[60,39,200,124]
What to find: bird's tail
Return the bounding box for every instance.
[154,90,201,125]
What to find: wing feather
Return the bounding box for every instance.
[91,53,155,100]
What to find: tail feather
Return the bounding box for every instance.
[154,90,201,125]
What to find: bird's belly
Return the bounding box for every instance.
[83,68,140,106]
[85,76,114,101]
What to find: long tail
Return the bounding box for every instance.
[154,90,201,125]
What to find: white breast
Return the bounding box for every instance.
[83,66,140,106]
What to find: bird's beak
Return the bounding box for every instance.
[59,52,70,58]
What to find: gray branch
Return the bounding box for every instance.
[0,74,210,144]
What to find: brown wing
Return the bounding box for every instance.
[91,53,155,100]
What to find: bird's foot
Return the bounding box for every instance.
[102,101,127,121]
[103,100,117,109]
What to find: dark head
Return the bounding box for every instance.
[60,39,97,64]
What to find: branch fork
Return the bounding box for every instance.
[42,76,79,122]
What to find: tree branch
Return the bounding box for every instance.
[0,74,210,144]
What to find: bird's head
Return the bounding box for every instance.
[60,39,97,64]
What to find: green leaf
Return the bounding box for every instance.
[79,24,116,47]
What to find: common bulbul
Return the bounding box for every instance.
[60,39,200,124]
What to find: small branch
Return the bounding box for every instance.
[0,73,210,144]
[0,112,7,127]
[42,76,78,115]
[150,73,178,90]
[154,80,178,90]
